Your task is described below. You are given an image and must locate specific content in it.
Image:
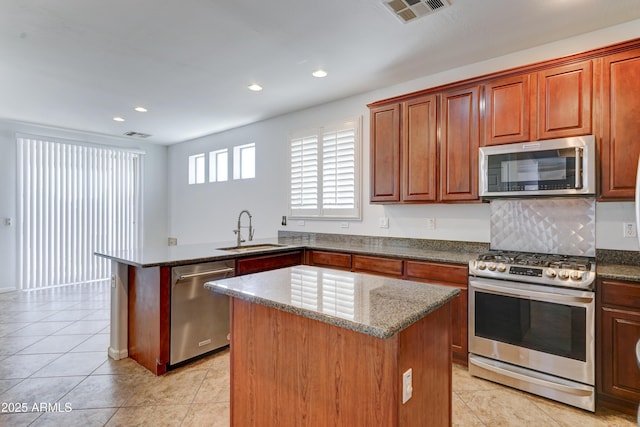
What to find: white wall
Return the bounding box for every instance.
[0,120,169,292]
[168,18,640,252]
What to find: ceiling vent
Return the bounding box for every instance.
[383,0,450,23]
[123,131,151,138]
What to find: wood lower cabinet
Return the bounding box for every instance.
[597,279,640,414]
[599,48,640,200]
[353,254,404,277]
[128,265,171,375]
[235,250,303,276]
[405,260,469,365]
[305,249,352,270]
[537,60,592,140]
[440,86,479,202]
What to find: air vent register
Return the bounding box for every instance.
[383,0,449,23]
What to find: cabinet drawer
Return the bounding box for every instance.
[236,251,302,276]
[352,255,403,277]
[601,279,640,309]
[405,260,468,285]
[307,250,352,269]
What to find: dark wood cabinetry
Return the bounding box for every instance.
[402,95,438,202]
[537,60,592,140]
[235,250,303,276]
[370,104,401,202]
[305,250,468,365]
[599,48,640,200]
[597,279,640,414]
[440,86,480,201]
[305,250,352,270]
[352,254,404,277]
[483,74,532,146]
[405,260,469,365]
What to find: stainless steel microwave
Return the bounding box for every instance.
[479,135,596,197]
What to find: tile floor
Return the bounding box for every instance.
[0,281,636,426]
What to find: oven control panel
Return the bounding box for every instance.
[469,259,596,290]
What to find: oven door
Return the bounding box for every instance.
[469,276,594,385]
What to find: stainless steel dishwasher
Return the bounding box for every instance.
[170,260,234,365]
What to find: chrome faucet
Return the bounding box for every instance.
[233,210,254,247]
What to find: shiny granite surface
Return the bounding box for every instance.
[95,233,487,268]
[205,265,459,339]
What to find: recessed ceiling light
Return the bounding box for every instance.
[312,69,328,78]
[134,106,148,112]
[248,83,263,92]
[113,116,125,122]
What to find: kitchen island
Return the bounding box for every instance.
[206,265,459,427]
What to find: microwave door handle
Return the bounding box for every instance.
[575,147,583,189]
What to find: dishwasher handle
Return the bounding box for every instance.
[177,267,234,281]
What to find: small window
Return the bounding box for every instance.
[289,117,361,219]
[233,143,255,180]
[188,153,205,184]
[209,149,228,182]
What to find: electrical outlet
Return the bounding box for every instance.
[340,222,349,229]
[379,217,389,229]
[623,222,637,238]
[168,237,178,246]
[4,218,11,226]
[402,368,413,404]
[426,218,436,230]
[296,220,305,226]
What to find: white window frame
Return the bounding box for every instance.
[188,153,206,184]
[209,148,229,182]
[288,116,361,220]
[233,143,255,180]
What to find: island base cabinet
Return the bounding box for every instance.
[229,298,452,427]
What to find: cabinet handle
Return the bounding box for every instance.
[177,267,234,281]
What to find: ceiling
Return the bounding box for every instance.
[1,0,640,145]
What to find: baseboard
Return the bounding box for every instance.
[0,286,16,294]
[108,346,129,360]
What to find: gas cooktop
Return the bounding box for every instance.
[469,250,596,290]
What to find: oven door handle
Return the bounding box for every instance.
[470,280,594,305]
[575,147,583,189]
[470,356,594,397]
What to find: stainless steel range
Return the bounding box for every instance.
[469,198,597,412]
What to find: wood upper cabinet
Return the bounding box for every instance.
[440,86,480,201]
[402,94,438,202]
[483,74,532,146]
[537,60,592,140]
[370,104,401,202]
[599,48,640,200]
[598,279,640,414]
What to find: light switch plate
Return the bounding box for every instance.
[402,368,412,404]
[379,217,389,228]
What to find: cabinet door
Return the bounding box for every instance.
[600,49,640,199]
[537,60,592,140]
[370,104,401,202]
[600,307,640,405]
[440,86,480,201]
[483,74,531,146]
[402,95,438,201]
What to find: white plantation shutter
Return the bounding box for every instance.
[17,135,142,290]
[289,117,360,219]
[290,135,319,214]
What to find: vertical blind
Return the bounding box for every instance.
[289,118,360,218]
[17,136,142,290]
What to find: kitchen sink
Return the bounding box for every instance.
[217,243,287,253]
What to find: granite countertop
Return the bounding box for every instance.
[95,234,484,268]
[596,264,640,283]
[205,265,460,339]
